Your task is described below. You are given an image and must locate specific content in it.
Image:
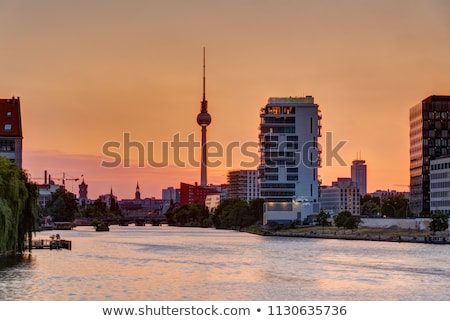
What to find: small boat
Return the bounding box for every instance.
[95,222,110,232]
[53,222,74,230]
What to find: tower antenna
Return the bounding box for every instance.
[203,46,206,102]
[196,46,212,186]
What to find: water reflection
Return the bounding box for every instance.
[1,226,449,300]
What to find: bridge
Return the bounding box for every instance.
[100,215,167,226]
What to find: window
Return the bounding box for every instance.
[6,111,11,117]
[0,140,15,151]
[4,124,12,131]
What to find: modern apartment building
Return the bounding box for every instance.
[320,178,360,216]
[227,169,259,202]
[0,96,23,168]
[430,155,450,214]
[410,95,450,216]
[259,96,321,224]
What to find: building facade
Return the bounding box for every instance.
[179,182,220,206]
[78,178,89,206]
[259,96,321,224]
[227,170,259,202]
[162,187,180,204]
[369,189,410,202]
[351,159,367,196]
[410,95,450,216]
[0,97,22,168]
[430,155,450,214]
[320,178,361,216]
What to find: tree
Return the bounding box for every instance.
[316,209,331,233]
[429,211,449,233]
[0,157,38,256]
[44,187,78,222]
[381,195,410,218]
[360,200,380,217]
[334,210,361,231]
[109,198,122,217]
[248,198,265,226]
[360,194,380,206]
[213,198,250,229]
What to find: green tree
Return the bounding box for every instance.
[248,198,265,226]
[44,187,78,222]
[360,194,380,206]
[0,157,38,256]
[429,211,449,233]
[334,210,352,228]
[316,209,331,232]
[213,198,250,229]
[381,195,410,218]
[345,215,362,231]
[334,210,361,231]
[360,200,380,217]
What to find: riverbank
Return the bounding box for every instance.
[244,226,449,244]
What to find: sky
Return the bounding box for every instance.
[1,0,450,200]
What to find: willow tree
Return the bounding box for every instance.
[0,157,38,256]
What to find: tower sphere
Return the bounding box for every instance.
[197,112,212,126]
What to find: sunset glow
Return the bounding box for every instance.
[2,0,450,199]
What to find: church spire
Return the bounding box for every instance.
[135,181,141,200]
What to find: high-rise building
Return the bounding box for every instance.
[0,96,23,168]
[410,95,450,216]
[227,170,259,202]
[259,96,322,224]
[196,47,211,187]
[351,159,367,196]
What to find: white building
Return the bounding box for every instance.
[259,96,321,224]
[227,170,259,202]
[320,178,360,216]
[430,155,450,214]
[205,194,221,213]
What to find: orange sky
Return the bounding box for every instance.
[1,0,450,199]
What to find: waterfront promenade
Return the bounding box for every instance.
[246,226,449,244]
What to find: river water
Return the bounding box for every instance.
[1,226,449,301]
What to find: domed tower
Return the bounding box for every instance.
[196,47,212,187]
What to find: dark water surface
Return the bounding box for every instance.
[1,226,449,300]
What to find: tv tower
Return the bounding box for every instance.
[196,47,212,187]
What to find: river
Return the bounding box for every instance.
[1,225,449,301]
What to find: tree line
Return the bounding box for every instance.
[164,198,265,229]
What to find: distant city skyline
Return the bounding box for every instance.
[2,1,450,199]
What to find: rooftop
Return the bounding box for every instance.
[0,97,22,137]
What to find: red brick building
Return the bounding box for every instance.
[0,96,23,168]
[179,182,221,206]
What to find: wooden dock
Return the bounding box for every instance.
[26,239,72,250]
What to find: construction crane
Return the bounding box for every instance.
[394,184,410,191]
[31,171,79,193]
